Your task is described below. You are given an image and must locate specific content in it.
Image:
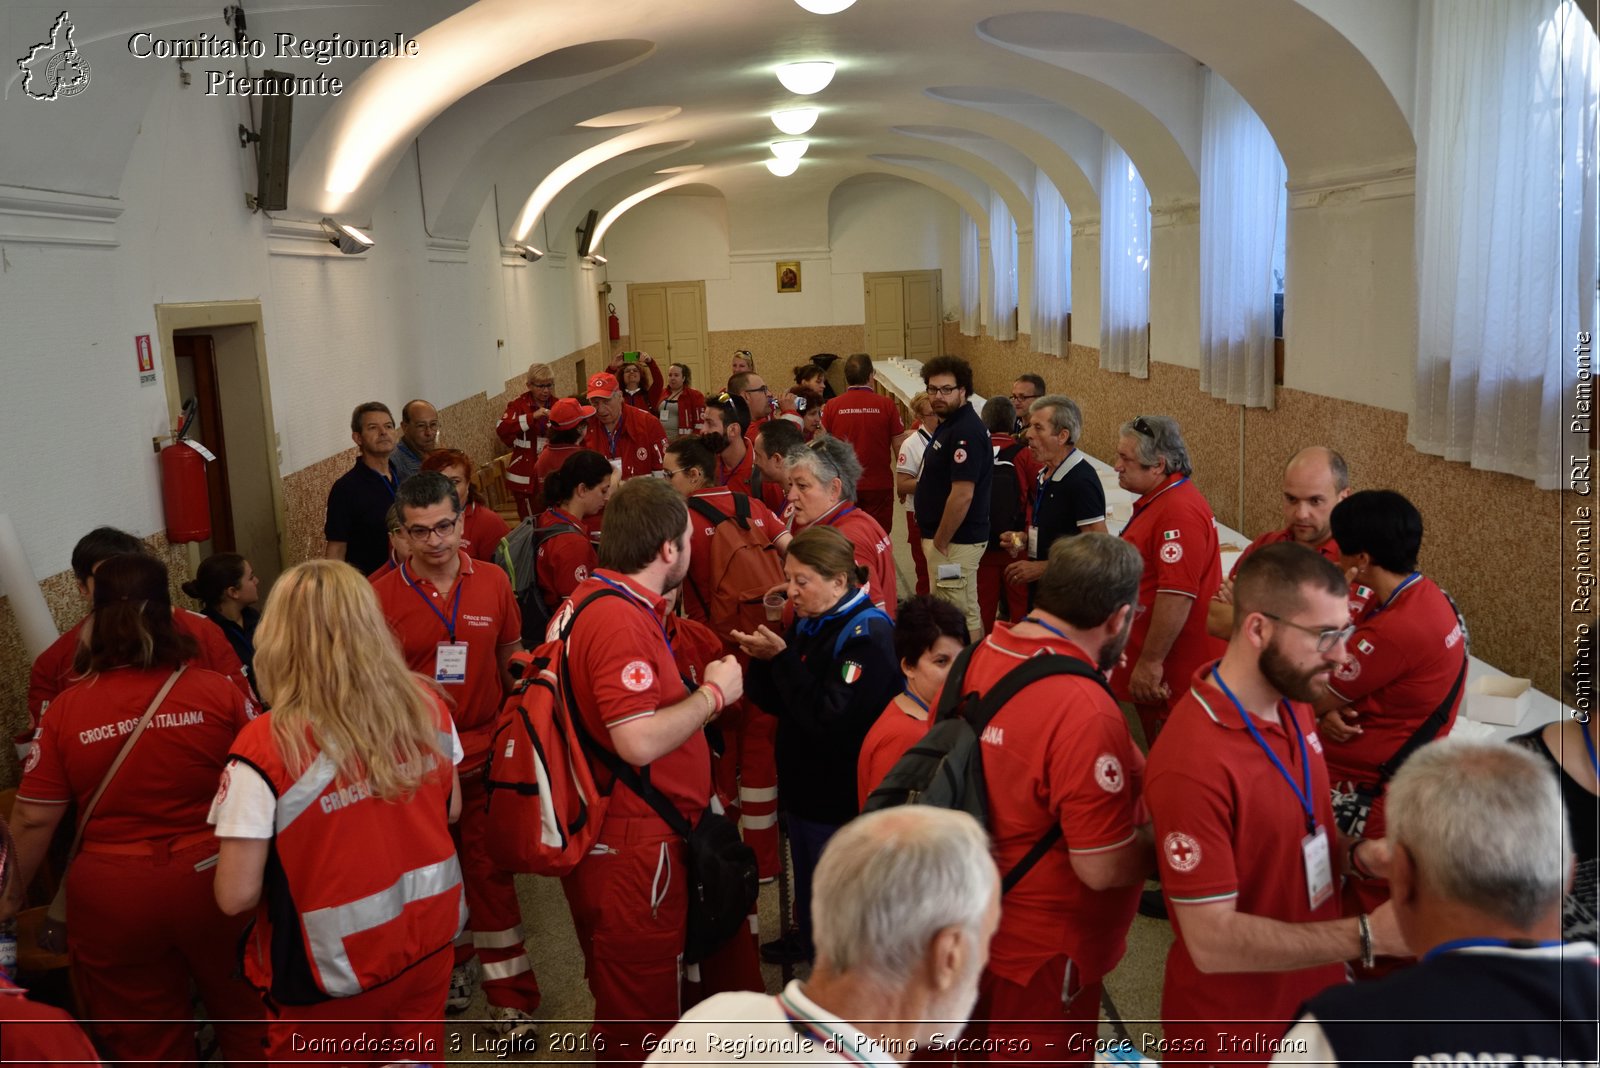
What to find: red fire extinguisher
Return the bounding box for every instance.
[608,302,620,341]
[161,399,213,543]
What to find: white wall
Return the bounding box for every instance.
[602,177,962,333]
[0,69,590,581]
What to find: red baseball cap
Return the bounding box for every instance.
[549,396,596,429]
[586,372,619,399]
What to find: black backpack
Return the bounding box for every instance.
[863,642,1118,893]
[494,517,583,647]
[987,441,1027,552]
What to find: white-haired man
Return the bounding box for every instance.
[1274,738,1596,1066]
[646,807,1001,1066]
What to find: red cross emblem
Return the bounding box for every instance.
[621,660,655,693]
[1163,831,1202,873]
[1094,754,1124,793]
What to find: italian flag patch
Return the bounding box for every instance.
[841,661,863,684]
[1163,529,1180,540]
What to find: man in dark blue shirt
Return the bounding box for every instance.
[913,355,992,640]
[1005,394,1108,603]
[324,401,400,575]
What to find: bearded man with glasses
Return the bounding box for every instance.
[913,355,993,641]
[373,470,541,1034]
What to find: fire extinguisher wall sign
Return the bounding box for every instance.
[608,303,620,341]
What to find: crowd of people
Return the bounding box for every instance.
[0,346,1592,1068]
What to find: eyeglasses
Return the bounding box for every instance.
[745,385,771,395]
[1131,416,1155,438]
[662,466,687,479]
[407,421,440,432]
[733,349,752,358]
[1262,613,1356,654]
[404,515,461,542]
[928,385,962,397]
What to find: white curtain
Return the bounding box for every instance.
[1032,169,1072,356]
[989,190,1019,341]
[1099,139,1151,377]
[1198,70,1287,408]
[1412,0,1598,490]
[959,211,980,336]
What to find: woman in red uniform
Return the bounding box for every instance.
[856,594,969,807]
[422,447,510,563]
[2,553,265,1065]
[212,560,465,1065]
[610,351,665,412]
[786,435,898,618]
[659,362,706,439]
[536,449,613,614]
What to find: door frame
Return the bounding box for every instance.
[626,279,709,387]
[154,300,287,583]
[863,269,943,360]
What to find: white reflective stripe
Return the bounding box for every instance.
[301,855,464,998]
[709,794,726,817]
[741,812,778,831]
[505,471,532,485]
[473,926,526,950]
[480,955,532,981]
[519,414,530,432]
[277,753,339,833]
[739,786,778,803]
[650,841,670,915]
[747,913,759,934]
[683,962,702,983]
[513,437,532,449]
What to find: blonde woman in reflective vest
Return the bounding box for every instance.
[211,560,466,1065]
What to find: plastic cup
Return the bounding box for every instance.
[764,591,786,622]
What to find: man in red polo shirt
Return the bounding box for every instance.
[821,354,903,534]
[22,528,249,759]
[952,534,1153,1062]
[371,472,536,1034]
[702,395,758,496]
[583,371,667,480]
[553,477,744,1066]
[751,418,804,522]
[1208,446,1351,639]
[1110,415,1225,745]
[730,370,777,443]
[1314,490,1469,929]
[1145,543,1405,1066]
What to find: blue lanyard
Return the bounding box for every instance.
[1022,615,1073,643]
[901,681,931,715]
[1213,668,1317,834]
[1120,476,1188,539]
[603,424,622,458]
[1585,719,1599,779]
[546,506,583,529]
[717,450,744,487]
[592,574,674,655]
[1031,449,1077,522]
[820,503,856,527]
[401,561,464,643]
[1371,571,1422,615]
[1422,937,1563,963]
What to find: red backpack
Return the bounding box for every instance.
[483,592,612,875]
[684,493,786,643]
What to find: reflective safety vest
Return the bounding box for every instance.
[229,714,467,1005]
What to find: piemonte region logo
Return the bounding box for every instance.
[18,11,92,100]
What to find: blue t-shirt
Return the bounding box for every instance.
[913,401,993,545]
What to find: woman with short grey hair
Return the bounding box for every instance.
[784,436,898,617]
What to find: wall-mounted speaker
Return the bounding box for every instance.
[255,71,293,212]
[576,208,599,258]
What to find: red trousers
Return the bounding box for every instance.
[266,945,450,1065]
[856,488,895,540]
[712,700,781,879]
[453,769,541,1011]
[907,511,930,595]
[562,818,688,1068]
[965,957,1100,1063]
[68,841,265,1067]
[977,550,1029,634]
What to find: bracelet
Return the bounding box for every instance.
[1357,913,1374,969]
[703,682,726,714]
[1346,837,1375,880]
[697,688,718,726]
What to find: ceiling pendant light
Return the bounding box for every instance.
[794,0,857,12]
[776,61,835,95]
[770,139,809,161]
[771,107,819,135]
[766,158,800,177]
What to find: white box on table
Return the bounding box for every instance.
[1464,675,1531,727]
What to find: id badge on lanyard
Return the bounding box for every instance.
[435,642,468,684]
[1027,525,1040,559]
[1302,826,1333,910]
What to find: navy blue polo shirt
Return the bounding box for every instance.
[1031,449,1107,560]
[324,456,399,575]
[914,400,993,545]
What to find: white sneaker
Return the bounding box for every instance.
[487,1004,538,1038]
[446,958,480,1014]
